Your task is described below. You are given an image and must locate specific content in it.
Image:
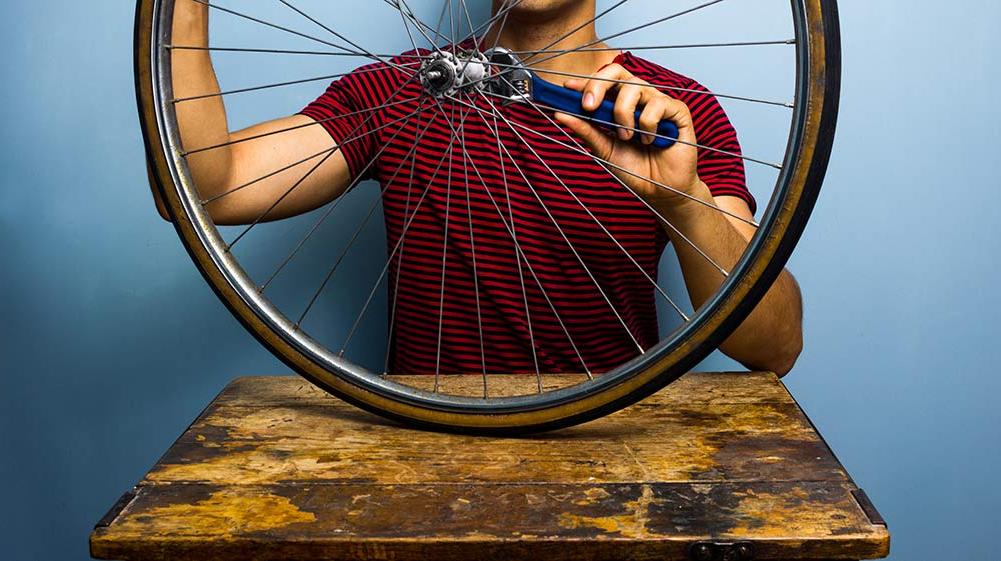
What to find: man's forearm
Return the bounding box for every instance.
[657,181,803,375]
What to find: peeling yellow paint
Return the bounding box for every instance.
[624,403,820,479]
[559,484,657,538]
[574,486,613,505]
[112,489,315,539]
[726,489,856,538]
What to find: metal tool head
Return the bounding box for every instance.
[483,47,533,103]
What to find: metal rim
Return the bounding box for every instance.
[135,0,840,432]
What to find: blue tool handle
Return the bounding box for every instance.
[531,74,678,149]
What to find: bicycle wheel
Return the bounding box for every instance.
[135,0,840,433]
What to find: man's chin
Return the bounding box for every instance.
[503,0,587,18]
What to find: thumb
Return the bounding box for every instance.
[554,112,614,160]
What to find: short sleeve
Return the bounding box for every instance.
[687,90,757,214]
[299,63,387,181]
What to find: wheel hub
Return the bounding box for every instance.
[420,51,487,98]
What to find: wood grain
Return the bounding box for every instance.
[91,373,888,560]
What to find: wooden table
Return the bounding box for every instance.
[90,373,889,561]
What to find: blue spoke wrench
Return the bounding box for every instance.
[483,47,679,149]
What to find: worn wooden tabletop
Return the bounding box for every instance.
[90,372,889,561]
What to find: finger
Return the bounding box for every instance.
[581,63,632,111]
[633,81,663,107]
[554,112,614,160]
[638,97,669,145]
[613,83,643,141]
[659,96,696,144]
[563,78,586,91]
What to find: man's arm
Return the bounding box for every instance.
[663,191,803,376]
[157,0,352,225]
[556,65,803,376]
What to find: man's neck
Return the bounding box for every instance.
[482,2,618,82]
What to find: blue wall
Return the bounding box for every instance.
[1,2,998,560]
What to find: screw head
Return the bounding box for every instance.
[692,543,714,561]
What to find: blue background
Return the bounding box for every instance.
[1,1,999,560]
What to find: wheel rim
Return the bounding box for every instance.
[135,0,839,431]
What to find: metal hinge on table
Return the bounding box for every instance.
[851,488,887,526]
[94,487,139,529]
[688,540,755,561]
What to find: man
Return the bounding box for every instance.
[163,0,803,376]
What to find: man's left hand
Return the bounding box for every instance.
[554,63,706,213]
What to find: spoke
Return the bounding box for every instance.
[225,75,420,250]
[205,146,330,206]
[481,60,792,108]
[562,105,780,169]
[338,105,473,359]
[448,0,457,54]
[482,88,783,169]
[526,0,728,69]
[384,116,431,376]
[487,88,541,381]
[465,94,537,390]
[521,0,629,66]
[511,39,795,56]
[277,0,418,75]
[229,106,422,252]
[433,0,451,47]
[167,44,432,58]
[433,96,590,378]
[378,7,426,372]
[395,0,422,54]
[500,85,730,278]
[381,0,453,378]
[475,94,690,322]
[172,63,418,103]
[457,0,476,46]
[192,0,363,56]
[394,0,525,51]
[395,0,451,48]
[202,105,422,206]
[184,97,419,157]
[464,0,528,49]
[261,99,436,294]
[293,121,443,334]
[485,1,513,53]
[449,95,759,229]
[454,92,489,394]
[386,0,525,53]
[450,0,486,96]
[390,0,449,52]
[457,96,646,352]
[434,99,460,391]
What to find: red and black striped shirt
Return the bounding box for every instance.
[301,50,754,374]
